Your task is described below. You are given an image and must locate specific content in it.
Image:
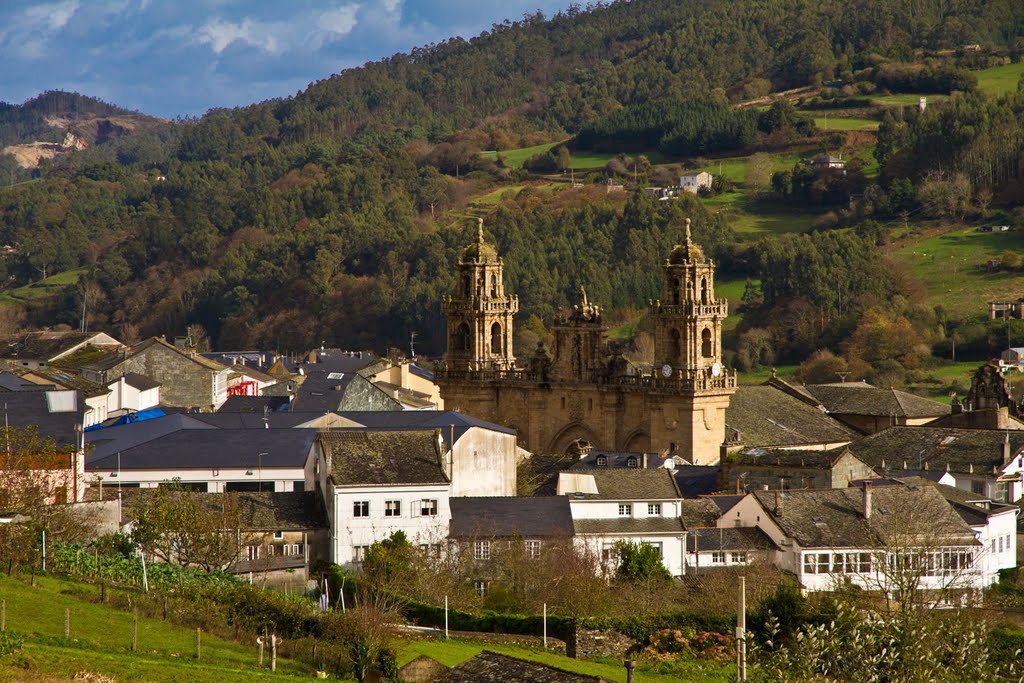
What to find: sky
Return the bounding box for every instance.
[0,0,576,119]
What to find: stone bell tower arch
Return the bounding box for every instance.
[442,218,518,371]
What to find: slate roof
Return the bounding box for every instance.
[21,368,110,398]
[86,413,217,460]
[679,498,723,529]
[725,385,857,447]
[228,363,277,384]
[570,450,673,470]
[687,527,777,552]
[729,446,853,469]
[449,497,573,538]
[574,517,685,535]
[293,371,399,412]
[673,465,721,498]
[0,388,83,447]
[122,373,160,392]
[301,348,376,373]
[567,468,681,500]
[216,395,291,413]
[933,483,1018,527]
[318,430,447,486]
[802,382,950,418]
[702,495,746,515]
[846,426,1024,475]
[0,330,97,360]
[121,490,327,530]
[0,371,47,391]
[53,346,126,372]
[87,428,316,471]
[334,409,516,443]
[131,338,229,372]
[752,486,978,549]
[440,651,608,683]
[187,412,348,429]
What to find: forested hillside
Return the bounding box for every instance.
[0,0,1023,363]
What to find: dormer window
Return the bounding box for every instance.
[596,455,607,467]
[626,456,639,468]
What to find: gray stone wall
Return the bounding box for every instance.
[565,627,639,660]
[122,344,214,409]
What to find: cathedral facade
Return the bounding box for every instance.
[436,218,736,465]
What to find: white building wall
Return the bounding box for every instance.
[449,428,518,497]
[975,509,1018,585]
[105,378,161,415]
[330,485,451,566]
[87,466,308,493]
[575,533,686,576]
[568,499,682,520]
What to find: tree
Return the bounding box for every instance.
[615,540,671,583]
[797,349,850,384]
[746,153,773,195]
[131,484,254,571]
[362,531,414,588]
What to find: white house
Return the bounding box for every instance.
[86,417,317,494]
[680,171,713,194]
[315,430,453,566]
[1000,348,1024,371]
[724,483,991,592]
[935,483,1018,584]
[104,373,161,417]
[558,468,687,576]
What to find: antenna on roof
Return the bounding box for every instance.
[836,372,849,383]
[410,331,418,359]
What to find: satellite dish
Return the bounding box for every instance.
[661,364,672,378]
[711,362,722,377]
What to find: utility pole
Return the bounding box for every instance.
[736,576,747,681]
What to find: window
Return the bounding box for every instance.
[730,552,747,564]
[419,499,438,516]
[420,543,441,558]
[474,581,488,597]
[626,457,638,468]
[972,480,986,495]
[273,531,284,540]
[999,536,1004,553]
[643,542,663,558]
[701,328,713,358]
[711,552,725,564]
[525,540,542,559]
[353,546,369,563]
[596,455,607,466]
[293,481,305,492]
[648,503,662,515]
[246,545,259,561]
[993,481,1009,503]
[353,501,369,517]
[618,504,632,516]
[473,541,491,560]
[601,544,618,562]
[385,500,402,517]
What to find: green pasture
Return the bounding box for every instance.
[0,573,309,681]
[870,93,949,107]
[483,143,664,170]
[813,116,879,131]
[890,226,1024,318]
[976,62,1024,98]
[0,267,85,306]
[704,192,821,236]
[484,142,561,168]
[738,365,797,385]
[398,637,733,682]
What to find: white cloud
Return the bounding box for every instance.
[319,5,359,36]
[194,5,361,56]
[0,0,79,58]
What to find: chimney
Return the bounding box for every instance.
[774,490,783,517]
[1003,431,1012,466]
[735,478,741,494]
[641,452,648,469]
[624,660,636,683]
[863,480,872,520]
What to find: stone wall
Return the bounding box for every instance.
[565,627,639,660]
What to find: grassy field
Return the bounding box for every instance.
[976,62,1024,98]
[889,226,1024,318]
[0,574,310,682]
[483,143,664,170]
[738,365,798,385]
[398,637,733,683]
[870,93,949,107]
[0,268,85,306]
[813,116,879,131]
[704,191,821,236]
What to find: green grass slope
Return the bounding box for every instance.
[0,574,309,682]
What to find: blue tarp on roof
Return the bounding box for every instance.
[85,408,166,432]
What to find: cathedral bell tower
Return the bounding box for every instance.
[651,218,727,377]
[442,218,518,371]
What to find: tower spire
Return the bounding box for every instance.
[477,217,484,243]
[684,217,692,244]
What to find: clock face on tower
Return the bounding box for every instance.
[711,362,722,377]
[661,364,672,378]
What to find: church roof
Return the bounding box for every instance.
[667,218,705,264]
[461,218,499,263]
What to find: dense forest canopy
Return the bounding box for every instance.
[0,0,1022,360]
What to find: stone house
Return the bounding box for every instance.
[719,446,877,493]
[292,370,401,413]
[0,330,122,371]
[679,170,713,193]
[846,426,1024,503]
[769,378,950,435]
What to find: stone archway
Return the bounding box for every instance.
[548,422,600,455]
[622,429,651,453]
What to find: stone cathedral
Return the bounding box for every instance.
[436,217,736,465]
